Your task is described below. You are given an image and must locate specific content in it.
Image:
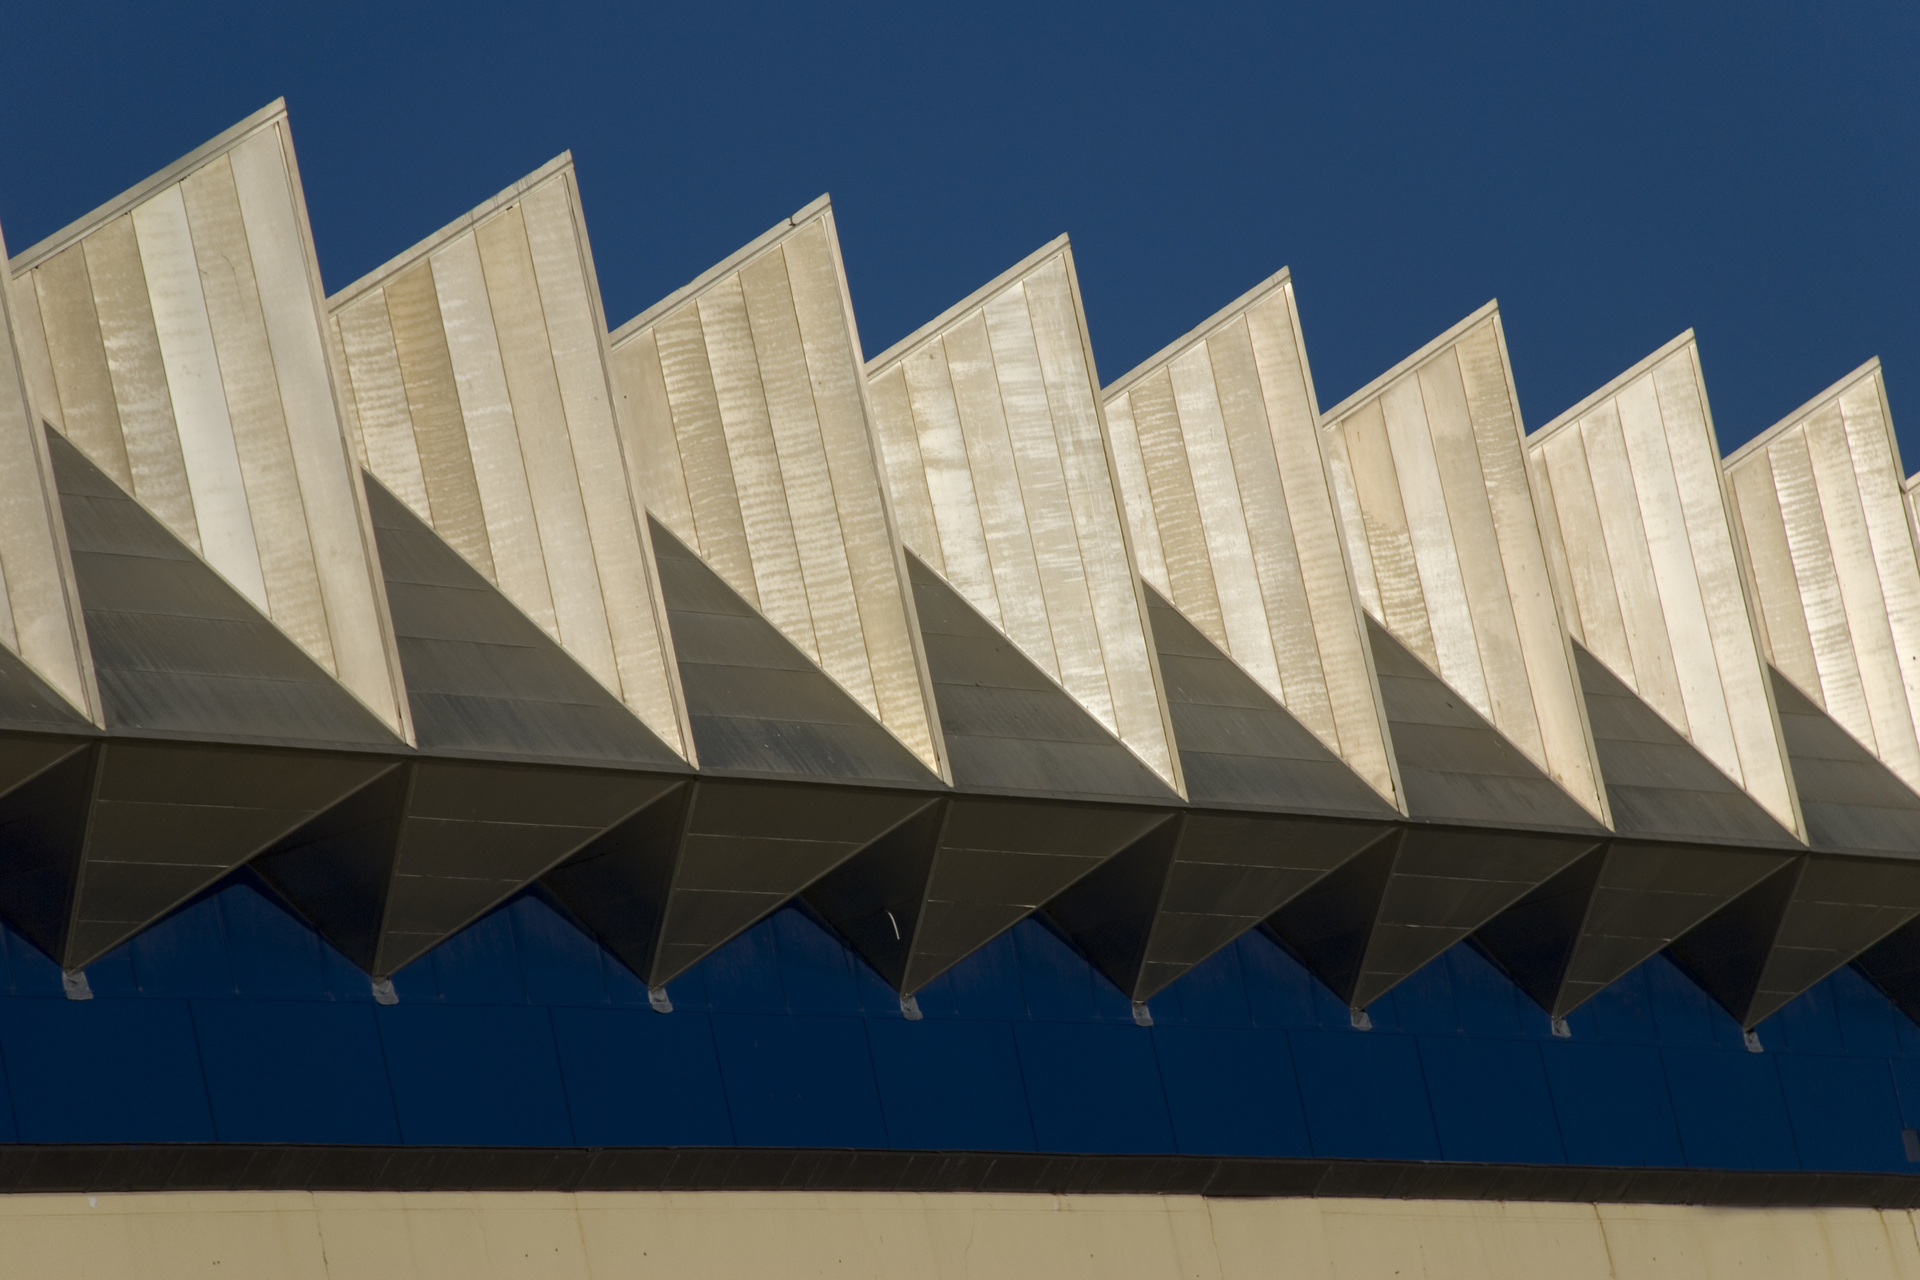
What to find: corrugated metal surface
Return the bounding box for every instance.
[9,102,408,741]
[329,158,690,762]
[1321,305,1606,827]
[1531,332,1802,839]
[609,199,942,780]
[1104,272,1396,811]
[866,238,1180,796]
[1725,359,1920,800]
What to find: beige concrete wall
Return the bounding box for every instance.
[5,1189,1920,1279]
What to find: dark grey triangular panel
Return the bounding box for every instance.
[1048,811,1393,1002]
[545,777,936,989]
[366,478,684,770]
[0,738,98,960]
[1855,917,1920,1027]
[1471,645,1803,1017]
[48,430,401,752]
[651,519,937,786]
[909,554,1176,804]
[1664,670,1920,1028]
[1145,585,1397,818]
[258,760,677,977]
[808,796,1168,995]
[1368,619,1606,836]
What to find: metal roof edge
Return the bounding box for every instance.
[1319,299,1501,425]
[1102,268,1294,400]
[10,99,290,274]
[326,152,576,309]
[1531,330,1699,448]
[609,194,834,346]
[865,234,1073,374]
[1724,356,1887,472]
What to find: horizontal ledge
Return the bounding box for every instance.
[0,1144,1914,1208]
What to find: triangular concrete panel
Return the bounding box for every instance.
[1270,620,1604,1010]
[1672,673,1920,1027]
[1473,644,1801,1017]
[652,518,939,787]
[808,794,1169,995]
[611,199,943,777]
[330,159,690,759]
[547,778,939,988]
[49,430,403,752]
[256,759,678,977]
[365,477,685,770]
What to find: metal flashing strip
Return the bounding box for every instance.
[1,1144,1917,1209]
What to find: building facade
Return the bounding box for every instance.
[3,102,1920,1277]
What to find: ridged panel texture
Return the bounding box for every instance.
[328,160,689,760]
[1103,273,1395,809]
[0,219,91,719]
[608,202,941,778]
[9,107,406,739]
[1531,334,1802,838]
[1725,360,1920,798]
[865,240,1180,794]
[1321,307,1606,824]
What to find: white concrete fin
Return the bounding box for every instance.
[866,238,1184,796]
[328,158,692,761]
[1321,305,1607,825]
[0,218,96,721]
[1102,271,1398,810]
[8,102,410,740]
[607,200,945,779]
[1534,333,1803,839]
[1726,357,1920,799]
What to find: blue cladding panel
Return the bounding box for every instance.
[1663,1047,1800,1170]
[552,1007,734,1146]
[710,1014,888,1148]
[1541,1042,1684,1167]
[1419,1038,1564,1164]
[1015,1021,1176,1153]
[868,1017,1034,1151]
[194,1001,398,1143]
[0,881,1916,1172]
[0,999,213,1142]
[1154,1025,1309,1156]
[1775,1055,1906,1171]
[1288,1030,1440,1159]
[378,1005,573,1145]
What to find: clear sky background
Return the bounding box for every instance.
[2,2,1913,458]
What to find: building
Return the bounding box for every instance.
[1,100,1920,1276]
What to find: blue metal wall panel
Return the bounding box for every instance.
[0,874,1918,1170]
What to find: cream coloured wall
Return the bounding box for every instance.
[3,1189,1919,1279]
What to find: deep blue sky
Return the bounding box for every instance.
[3,2,1914,458]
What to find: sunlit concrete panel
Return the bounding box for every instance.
[1320,303,1606,825]
[866,238,1181,795]
[1102,270,1397,810]
[1725,358,1920,798]
[329,156,691,761]
[0,219,92,721]
[1531,331,1802,838]
[608,197,943,779]
[8,101,408,740]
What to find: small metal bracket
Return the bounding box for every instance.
[648,986,674,1014]
[900,993,923,1021]
[1131,1001,1153,1027]
[370,978,398,1006]
[1349,1006,1372,1031]
[61,970,92,1002]
[1550,1016,1571,1039]
[1743,1028,1763,1054]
